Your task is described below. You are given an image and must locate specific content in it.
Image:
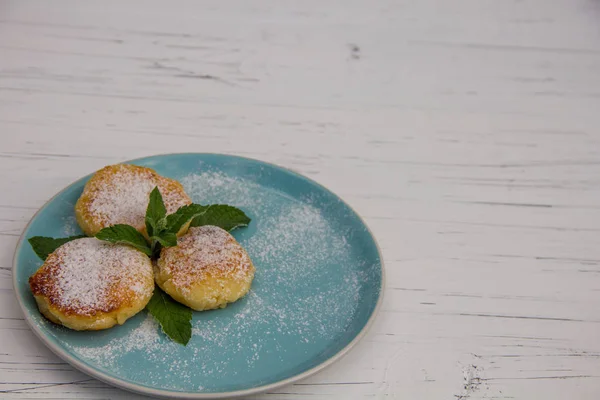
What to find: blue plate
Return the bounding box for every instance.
[12,154,384,398]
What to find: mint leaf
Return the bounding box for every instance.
[95,224,151,256]
[146,287,192,345]
[150,232,177,258]
[190,205,251,231]
[28,235,86,261]
[145,187,167,237]
[152,233,177,248]
[165,204,209,235]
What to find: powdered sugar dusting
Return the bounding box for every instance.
[245,203,349,273]
[69,315,161,367]
[180,171,268,210]
[91,171,156,227]
[61,215,79,236]
[60,169,377,392]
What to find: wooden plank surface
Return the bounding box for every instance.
[1,0,600,398]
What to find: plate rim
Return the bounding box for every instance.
[12,152,386,399]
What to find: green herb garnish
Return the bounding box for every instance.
[95,224,152,256]
[190,204,251,231]
[28,235,86,260]
[146,287,193,345]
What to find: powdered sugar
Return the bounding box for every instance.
[180,171,268,210]
[245,203,349,272]
[90,172,156,227]
[69,315,161,367]
[61,215,79,236]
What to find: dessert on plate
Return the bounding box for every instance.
[75,164,192,237]
[29,238,154,331]
[155,226,255,311]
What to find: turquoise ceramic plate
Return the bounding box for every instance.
[13,154,384,399]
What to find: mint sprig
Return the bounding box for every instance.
[146,287,192,345]
[28,235,87,261]
[92,186,251,345]
[93,187,251,256]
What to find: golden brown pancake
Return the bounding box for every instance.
[75,164,192,237]
[29,238,154,331]
[155,226,255,311]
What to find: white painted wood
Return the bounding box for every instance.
[1,0,600,398]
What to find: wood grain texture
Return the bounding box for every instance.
[1,0,600,398]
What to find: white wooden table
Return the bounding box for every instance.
[2,0,600,398]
